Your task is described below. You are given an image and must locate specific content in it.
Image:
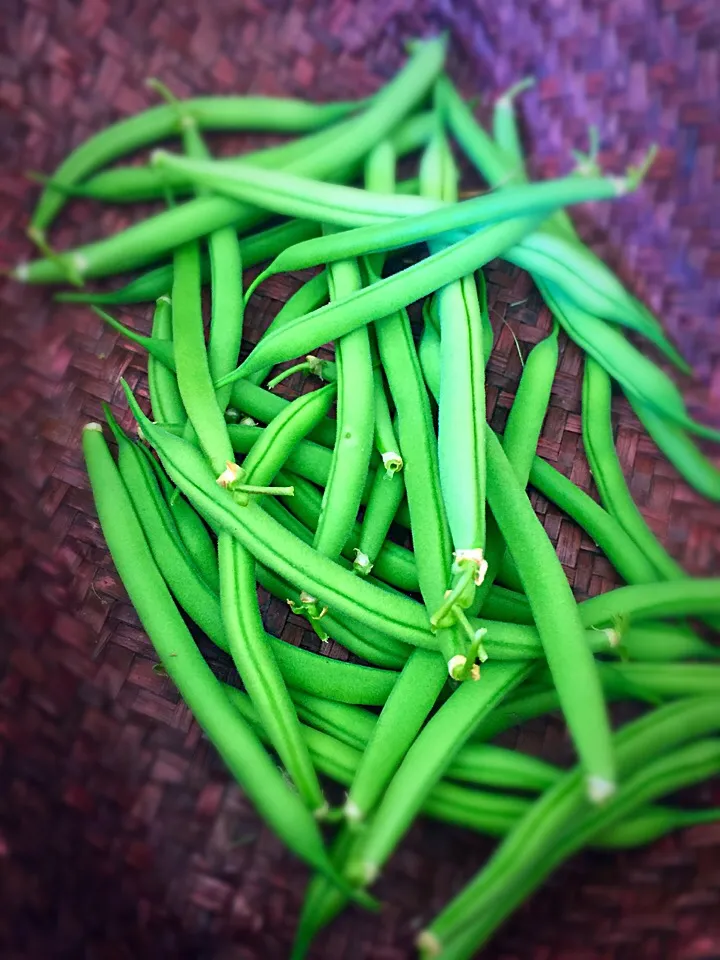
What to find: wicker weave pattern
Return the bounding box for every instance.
[1,2,719,958]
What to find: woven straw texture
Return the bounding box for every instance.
[1,2,719,958]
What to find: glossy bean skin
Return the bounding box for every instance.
[147,296,185,424]
[123,388,438,648]
[485,430,616,800]
[54,220,320,305]
[21,38,446,284]
[424,696,720,948]
[81,423,347,884]
[229,379,338,449]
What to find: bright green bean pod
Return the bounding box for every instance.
[491,79,534,179]
[423,739,720,959]
[580,579,720,627]
[424,695,720,948]
[600,662,720,699]
[219,214,565,389]
[247,271,329,386]
[354,465,406,578]
[480,585,533,625]
[218,534,327,815]
[151,149,437,225]
[485,429,615,800]
[528,454,662,585]
[245,172,628,296]
[312,245,375,565]
[56,111,432,206]
[619,623,720,661]
[538,278,701,431]
[54,220,320,305]
[107,412,225,643]
[229,379,337,449]
[583,356,688,577]
[123,387,437,648]
[372,368,402,476]
[628,393,720,502]
[348,661,533,884]
[81,422,351,886]
[31,95,366,236]
[240,384,337,489]
[171,240,234,477]
[418,309,441,401]
[22,38,446,284]
[147,296,184,424]
[136,441,220,592]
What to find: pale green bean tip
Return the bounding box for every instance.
[83,421,103,433]
[416,930,442,958]
[587,775,616,804]
[497,76,536,106]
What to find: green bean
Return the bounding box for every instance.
[422,125,488,621]
[247,271,329,386]
[628,393,720,502]
[229,380,338,449]
[312,245,375,567]
[486,430,615,800]
[217,213,549,388]
[347,661,533,884]
[81,422,352,887]
[123,388,438,648]
[354,464,406,577]
[371,368,402,476]
[147,296,185,424]
[245,173,628,298]
[538,278,710,436]
[507,235,685,367]
[21,38,446,284]
[528,454,660,583]
[152,149,438,225]
[418,308,441,401]
[425,695,720,948]
[491,79,534,178]
[240,384,337,491]
[57,111,433,207]
[106,411,225,643]
[580,579,720,627]
[218,535,327,815]
[619,623,720,661]
[424,739,720,959]
[136,441,220,592]
[600,662,720,699]
[31,95,365,237]
[54,220,320,305]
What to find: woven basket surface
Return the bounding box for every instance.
[1,2,720,958]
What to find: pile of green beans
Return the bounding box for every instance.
[21,38,719,960]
